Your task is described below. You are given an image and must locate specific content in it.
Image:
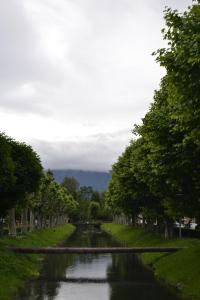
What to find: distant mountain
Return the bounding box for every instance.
[52,169,111,192]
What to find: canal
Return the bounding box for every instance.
[15,225,180,300]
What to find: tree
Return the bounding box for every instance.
[62,176,79,199]
[0,133,15,216]
[0,134,43,235]
[133,77,185,236]
[106,1,200,237]
[106,140,159,227]
[34,173,78,229]
[153,1,200,221]
[8,140,43,235]
[91,190,101,203]
[10,141,43,200]
[78,186,93,201]
[89,201,100,220]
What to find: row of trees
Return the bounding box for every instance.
[61,176,110,222]
[106,1,200,238]
[0,131,109,236]
[0,133,78,236]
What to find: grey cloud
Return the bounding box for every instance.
[0,1,47,84]
[31,129,132,171]
[0,0,190,116]
[0,0,193,171]
[0,0,62,113]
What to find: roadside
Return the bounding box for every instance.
[0,224,75,300]
[102,223,200,300]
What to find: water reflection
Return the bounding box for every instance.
[108,254,179,300]
[15,226,180,300]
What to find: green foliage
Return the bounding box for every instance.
[0,133,16,214]
[91,190,101,203]
[105,142,154,219]
[69,185,108,221]
[62,176,79,199]
[0,133,78,226]
[10,140,43,199]
[34,173,78,222]
[106,1,200,230]
[153,1,200,217]
[0,133,43,216]
[78,186,94,201]
[89,201,100,220]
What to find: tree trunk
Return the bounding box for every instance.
[50,217,53,227]
[164,220,174,239]
[146,218,154,232]
[131,213,136,226]
[9,208,16,236]
[21,207,28,234]
[37,215,42,229]
[29,209,34,232]
[164,221,169,239]
[179,217,182,239]
[41,217,45,229]
[0,219,4,236]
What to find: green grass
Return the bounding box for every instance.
[102,223,200,300]
[0,224,75,300]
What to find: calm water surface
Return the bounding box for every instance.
[15,226,180,300]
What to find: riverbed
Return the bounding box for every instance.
[15,225,180,300]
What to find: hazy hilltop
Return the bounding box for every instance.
[52,169,111,192]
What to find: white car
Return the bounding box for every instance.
[190,222,197,230]
[174,221,184,228]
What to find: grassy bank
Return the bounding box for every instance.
[0,224,75,300]
[102,223,200,300]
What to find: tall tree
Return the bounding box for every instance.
[62,176,79,199]
[8,140,43,235]
[153,1,200,220]
[106,1,200,236]
[0,133,15,216]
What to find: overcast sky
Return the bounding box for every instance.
[0,0,192,171]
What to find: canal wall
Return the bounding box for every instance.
[0,224,75,300]
[102,223,200,300]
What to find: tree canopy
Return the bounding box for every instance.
[106,1,200,236]
[0,133,43,216]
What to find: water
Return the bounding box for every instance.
[15,225,180,300]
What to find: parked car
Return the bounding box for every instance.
[174,221,184,228]
[190,222,197,230]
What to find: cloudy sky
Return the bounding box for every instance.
[0,0,192,171]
